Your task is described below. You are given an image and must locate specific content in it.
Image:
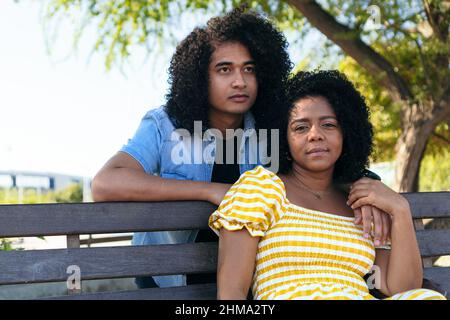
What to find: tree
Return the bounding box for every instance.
[41,0,450,191]
[339,55,450,191]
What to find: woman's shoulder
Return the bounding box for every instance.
[240,165,282,182]
[235,166,286,195]
[211,166,288,236]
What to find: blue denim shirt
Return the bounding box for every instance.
[120,106,265,287]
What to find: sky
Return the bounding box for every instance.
[0,0,174,178]
[0,1,316,179]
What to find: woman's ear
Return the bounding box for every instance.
[286,151,292,161]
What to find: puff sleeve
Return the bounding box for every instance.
[208,166,287,237]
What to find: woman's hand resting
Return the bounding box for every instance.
[353,205,391,246]
[347,178,411,219]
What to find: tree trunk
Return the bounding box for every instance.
[286,0,450,192]
[393,103,444,192]
[394,125,428,192]
[411,137,429,192]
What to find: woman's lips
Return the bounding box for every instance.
[229,94,249,103]
[306,148,329,156]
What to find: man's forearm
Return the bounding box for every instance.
[92,167,212,202]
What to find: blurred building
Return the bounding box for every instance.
[0,170,92,202]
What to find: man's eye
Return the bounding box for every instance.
[244,66,255,73]
[295,126,308,131]
[218,67,230,73]
[323,123,337,128]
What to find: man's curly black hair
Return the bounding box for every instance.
[278,70,373,184]
[164,6,292,133]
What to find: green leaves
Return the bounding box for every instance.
[42,0,308,69]
[0,183,83,204]
[0,239,13,251]
[38,0,449,191]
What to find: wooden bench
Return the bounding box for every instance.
[0,192,449,300]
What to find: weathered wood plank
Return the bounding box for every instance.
[66,235,80,248]
[0,243,218,285]
[40,269,450,300]
[413,219,434,268]
[416,229,450,257]
[38,269,450,300]
[424,267,450,298]
[0,201,217,237]
[0,193,448,237]
[403,192,450,219]
[66,235,82,295]
[42,283,217,300]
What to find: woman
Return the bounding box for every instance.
[208,70,446,300]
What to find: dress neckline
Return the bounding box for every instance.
[266,167,355,221]
[287,201,356,221]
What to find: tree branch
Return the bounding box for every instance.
[285,0,414,103]
[423,0,449,42]
[412,37,432,90]
[432,132,450,145]
[422,0,450,81]
[431,85,450,124]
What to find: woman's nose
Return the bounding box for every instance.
[308,125,324,141]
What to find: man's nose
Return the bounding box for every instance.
[231,71,247,89]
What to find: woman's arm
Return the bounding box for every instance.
[348,179,423,295]
[381,205,422,295]
[92,152,231,205]
[217,228,260,300]
[373,212,423,296]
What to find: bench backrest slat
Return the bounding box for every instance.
[0,193,448,237]
[416,229,450,257]
[0,201,216,237]
[423,267,450,295]
[43,283,217,300]
[0,243,218,285]
[403,192,450,219]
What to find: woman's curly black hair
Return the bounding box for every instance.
[164,6,292,132]
[278,70,373,184]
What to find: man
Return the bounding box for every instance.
[92,7,292,288]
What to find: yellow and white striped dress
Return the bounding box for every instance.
[208,166,446,300]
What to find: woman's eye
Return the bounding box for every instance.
[295,126,308,131]
[323,123,337,128]
[218,67,230,73]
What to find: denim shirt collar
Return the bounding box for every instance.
[243,111,256,131]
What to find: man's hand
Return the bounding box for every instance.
[348,178,410,216]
